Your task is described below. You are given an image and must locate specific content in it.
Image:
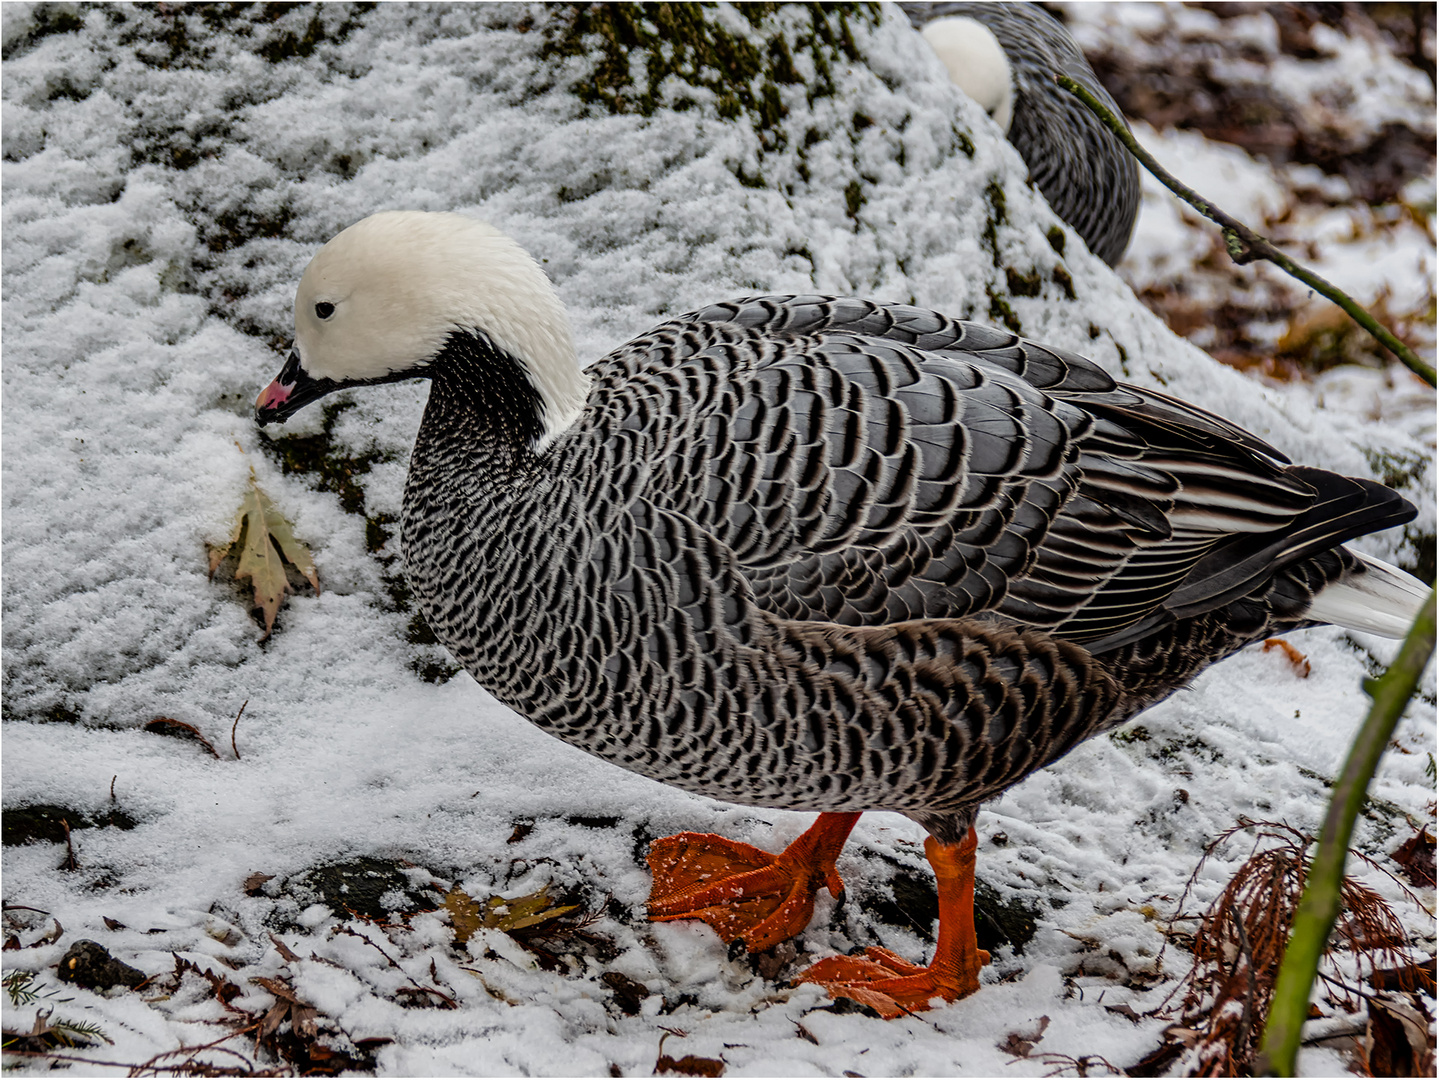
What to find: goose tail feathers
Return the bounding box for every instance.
[1306,549,1431,637]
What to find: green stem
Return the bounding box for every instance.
[1056,74,1436,388]
[1255,587,1436,1076]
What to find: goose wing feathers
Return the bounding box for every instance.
[562,297,1347,648]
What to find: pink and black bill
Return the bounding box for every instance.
[255,350,337,427]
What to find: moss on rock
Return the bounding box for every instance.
[541,3,878,156]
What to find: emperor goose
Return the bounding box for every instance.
[256,211,1423,1017]
[907,2,1141,266]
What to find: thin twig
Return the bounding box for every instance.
[0,1030,274,1076]
[331,926,457,1008]
[1055,74,1436,388]
[230,700,248,761]
[1257,587,1437,1076]
[1232,915,1257,1054]
[60,819,78,873]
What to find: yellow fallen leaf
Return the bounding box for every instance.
[445,885,579,945]
[445,888,483,946]
[209,471,319,640]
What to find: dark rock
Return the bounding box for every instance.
[57,939,147,991]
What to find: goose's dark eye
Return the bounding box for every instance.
[315,302,335,320]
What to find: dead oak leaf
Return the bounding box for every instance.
[209,472,319,641]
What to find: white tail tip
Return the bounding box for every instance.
[1305,549,1430,637]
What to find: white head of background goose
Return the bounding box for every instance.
[255,211,590,453]
[920,16,1015,133]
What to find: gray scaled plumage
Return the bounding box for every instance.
[904,2,1141,265]
[256,212,1424,1011]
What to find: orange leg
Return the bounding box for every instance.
[796,827,990,1018]
[647,811,862,953]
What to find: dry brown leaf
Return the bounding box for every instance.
[209,471,319,641]
[998,1015,1050,1058]
[1261,638,1311,677]
[269,933,301,963]
[445,888,483,945]
[655,1053,725,1077]
[244,871,276,896]
[251,974,309,1007]
[1104,1002,1142,1024]
[1391,826,1435,889]
[1365,991,1436,1077]
[601,970,651,1016]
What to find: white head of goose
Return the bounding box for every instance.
[257,211,588,453]
[257,210,1426,1017]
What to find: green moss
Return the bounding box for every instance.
[843,179,864,220]
[984,178,1008,225]
[540,3,878,159]
[1400,528,1435,583]
[204,204,295,255]
[1050,265,1076,301]
[950,124,975,159]
[1045,225,1066,257]
[1005,267,1042,298]
[365,512,395,555]
[858,858,1037,954]
[412,657,461,684]
[1111,725,1221,767]
[1360,447,1429,491]
[257,7,324,62]
[47,701,83,724]
[987,287,1021,334]
[1156,733,1221,765]
[116,3,377,71]
[294,856,441,921]
[980,178,1007,269]
[406,613,439,646]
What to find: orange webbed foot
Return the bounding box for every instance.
[646,812,861,953]
[796,827,990,1018]
[796,944,989,1019]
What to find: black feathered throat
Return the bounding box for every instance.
[427,330,548,451]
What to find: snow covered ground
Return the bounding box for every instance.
[2,3,1433,1076]
[1067,0,1437,448]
